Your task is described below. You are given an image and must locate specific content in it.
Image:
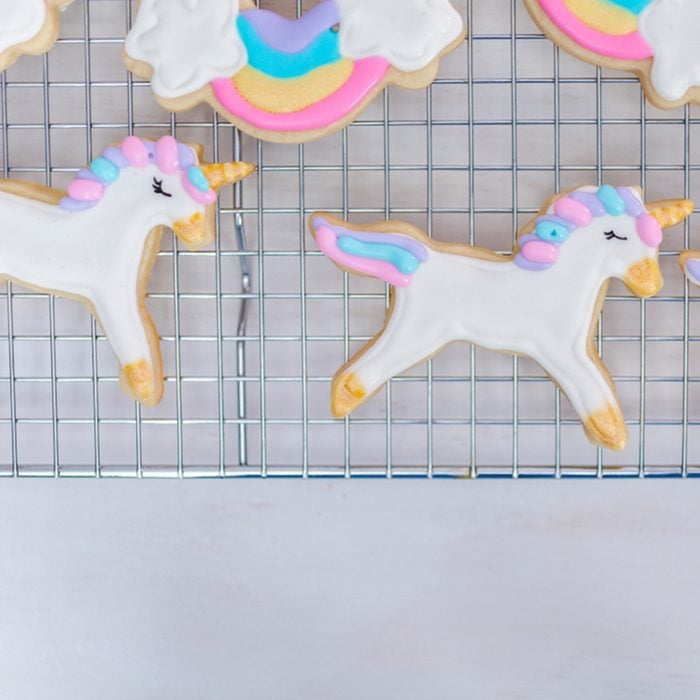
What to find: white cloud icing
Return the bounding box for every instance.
[0,0,47,56]
[639,0,700,102]
[125,0,247,100]
[334,0,464,73]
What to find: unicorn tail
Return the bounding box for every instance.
[309,215,429,288]
[680,251,700,286]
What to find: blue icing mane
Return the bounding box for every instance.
[237,16,341,79]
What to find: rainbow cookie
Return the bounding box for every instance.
[525,0,700,109]
[124,0,465,143]
[311,188,693,450]
[0,136,254,406]
[0,0,75,72]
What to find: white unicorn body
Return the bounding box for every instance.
[312,187,693,450]
[0,136,253,405]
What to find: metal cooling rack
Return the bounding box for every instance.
[0,0,698,478]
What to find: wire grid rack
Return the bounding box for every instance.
[0,0,698,478]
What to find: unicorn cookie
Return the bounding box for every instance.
[124,0,465,143]
[0,135,254,406]
[524,0,700,109]
[0,0,75,72]
[311,187,693,450]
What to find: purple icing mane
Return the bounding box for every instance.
[60,135,216,212]
[515,185,662,271]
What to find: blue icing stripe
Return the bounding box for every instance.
[337,236,421,275]
[187,166,210,193]
[90,157,120,183]
[535,219,570,243]
[597,184,626,216]
[237,16,341,79]
[606,0,653,14]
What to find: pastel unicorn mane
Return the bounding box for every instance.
[60,135,217,212]
[515,185,662,271]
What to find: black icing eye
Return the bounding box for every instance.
[604,230,628,241]
[152,177,172,198]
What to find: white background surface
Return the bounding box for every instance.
[2,481,700,699]
[1,2,700,698]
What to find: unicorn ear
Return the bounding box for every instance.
[201,162,255,190]
[680,253,700,287]
[648,199,694,229]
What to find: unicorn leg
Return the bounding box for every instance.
[92,292,162,407]
[332,298,446,417]
[537,346,627,451]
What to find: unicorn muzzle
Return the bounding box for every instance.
[173,160,255,248]
[624,199,693,297]
[624,258,662,298]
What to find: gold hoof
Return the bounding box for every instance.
[585,404,628,451]
[123,360,155,405]
[331,372,366,418]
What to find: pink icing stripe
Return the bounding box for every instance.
[636,214,662,248]
[316,226,412,287]
[554,196,593,226]
[156,135,180,174]
[182,176,216,206]
[537,0,653,60]
[211,57,390,133]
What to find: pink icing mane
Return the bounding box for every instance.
[60,135,216,212]
[515,185,662,271]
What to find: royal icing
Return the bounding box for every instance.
[0,0,47,57]
[311,188,693,450]
[0,136,253,406]
[125,0,464,138]
[683,256,700,286]
[531,0,700,103]
[124,0,247,100]
[334,0,464,73]
[638,1,700,102]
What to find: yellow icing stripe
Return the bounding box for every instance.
[231,60,354,114]
[563,0,637,35]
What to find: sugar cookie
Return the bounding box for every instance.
[124,0,466,143]
[0,0,75,72]
[310,187,693,450]
[0,135,254,406]
[524,0,700,109]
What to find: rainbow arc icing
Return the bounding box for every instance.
[537,0,654,60]
[213,0,391,131]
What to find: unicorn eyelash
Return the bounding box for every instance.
[604,230,627,241]
[152,178,172,198]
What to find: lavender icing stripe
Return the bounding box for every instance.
[241,0,341,54]
[60,196,97,212]
[569,191,607,217]
[313,217,429,261]
[514,253,551,272]
[617,187,645,217]
[77,168,103,183]
[686,259,700,282]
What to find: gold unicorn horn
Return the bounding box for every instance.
[648,199,694,229]
[201,161,255,190]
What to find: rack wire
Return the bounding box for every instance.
[0,0,697,478]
